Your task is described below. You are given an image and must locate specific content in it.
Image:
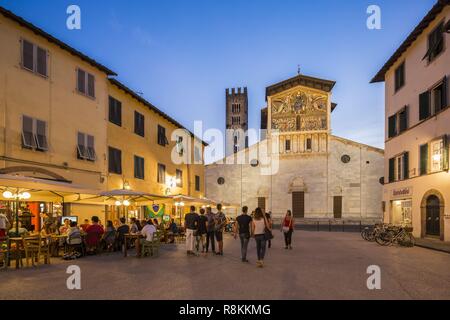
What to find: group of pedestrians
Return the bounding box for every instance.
[184,204,295,268]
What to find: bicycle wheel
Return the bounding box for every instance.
[361,229,369,241]
[399,232,415,247]
[375,231,393,246]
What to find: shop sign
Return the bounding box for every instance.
[391,187,412,199]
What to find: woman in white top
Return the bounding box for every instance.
[251,207,271,268]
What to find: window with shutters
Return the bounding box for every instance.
[134,111,145,137]
[21,39,48,78]
[394,62,405,92]
[285,139,291,152]
[425,22,444,62]
[108,147,122,174]
[390,152,409,182]
[134,156,145,180]
[157,163,166,184]
[21,116,48,152]
[176,169,183,187]
[419,77,447,121]
[388,114,397,138]
[77,133,96,161]
[388,106,409,138]
[77,68,95,98]
[157,125,168,146]
[431,138,444,173]
[419,91,431,121]
[195,175,201,191]
[109,96,122,127]
[420,144,429,176]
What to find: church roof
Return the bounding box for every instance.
[266,74,336,100]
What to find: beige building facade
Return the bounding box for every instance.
[206,74,384,221]
[371,1,450,241]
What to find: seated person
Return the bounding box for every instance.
[141,220,157,243]
[166,219,178,243]
[8,222,29,237]
[85,216,104,253]
[67,221,83,245]
[59,218,71,235]
[101,220,116,251]
[79,219,90,232]
[130,218,139,234]
[40,223,55,237]
[116,217,130,251]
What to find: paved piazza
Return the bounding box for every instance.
[1,231,450,300]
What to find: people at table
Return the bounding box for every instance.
[59,218,71,235]
[116,217,130,251]
[141,220,157,242]
[0,212,10,238]
[85,216,104,254]
[80,219,90,232]
[166,219,178,244]
[40,223,55,237]
[8,222,29,237]
[130,218,140,234]
[67,221,83,245]
[102,220,116,251]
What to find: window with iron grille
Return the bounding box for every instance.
[77,68,95,98]
[21,39,48,78]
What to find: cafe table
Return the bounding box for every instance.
[123,233,144,258]
[7,236,39,269]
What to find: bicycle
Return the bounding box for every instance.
[376,225,415,247]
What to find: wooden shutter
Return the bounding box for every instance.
[403,152,409,179]
[22,40,34,71]
[420,144,429,175]
[35,120,48,151]
[77,69,86,94]
[135,111,144,137]
[134,156,144,179]
[443,135,449,171]
[36,47,47,77]
[399,106,408,133]
[442,76,448,109]
[22,115,34,148]
[389,158,395,183]
[77,132,87,159]
[195,175,200,191]
[419,91,430,120]
[108,147,122,174]
[87,73,95,98]
[333,196,343,219]
[87,135,96,161]
[388,115,397,137]
[292,192,305,218]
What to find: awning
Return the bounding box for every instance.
[0,174,101,202]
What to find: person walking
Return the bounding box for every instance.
[251,207,271,268]
[265,212,273,249]
[184,206,199,256]
[281,210,295,250]
[196,208,208,254]
[235,206,252,263]
[205,207,216,253]
[214,204,227,256]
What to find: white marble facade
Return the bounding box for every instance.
[206,75,385,220]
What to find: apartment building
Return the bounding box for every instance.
[371,0,450,241]
[0,6,205,227]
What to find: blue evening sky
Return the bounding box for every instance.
[1,0,437,151]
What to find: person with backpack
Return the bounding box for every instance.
[281,210,295,250]
[235,206,252,263]
[214,204,227,256]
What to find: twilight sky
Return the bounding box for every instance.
[1,0,437,151]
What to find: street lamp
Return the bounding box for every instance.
[3,189,32,236]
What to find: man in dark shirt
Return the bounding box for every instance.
[184,206,199,256]
[235,206,252,262]
[196,208,208,253]
[116,217,130,251]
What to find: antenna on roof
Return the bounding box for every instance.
[136,91,144,97]
[297,65,301,75]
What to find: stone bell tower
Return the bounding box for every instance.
[225,87,248,156]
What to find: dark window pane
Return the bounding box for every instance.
[399,106,408,133]
[388,115,397,138]
[134,156,145,180]
[22,40,34,71]
[87,73,95,98]
[395,63,405,91]
[195,175,200,191]
[403,152,409,180]
[87,135,96,161]
[77,69,86,94]
[158,125,166,146]
[306,138,312,150]
[108,147,122,174]
[77,132,87,159]
[109,96,122,126]
[389,158,395,183]
[419,91,431,120]
[420,144,429,175]
[36,47,47,77]
[285,139,291,151]
[134,111,145,137]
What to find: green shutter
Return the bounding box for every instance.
[442,76,448,109]
[389,158,395,183]
[419,91,430,120]
[388,115,397,138]
[420,144,429,175]
[443,135,449,172]
[403,152,409,179]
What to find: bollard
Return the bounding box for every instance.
[342,221,345,232]
[329,220,332,232]
[317,221,320,232]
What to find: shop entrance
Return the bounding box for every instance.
[426,195,441,237]
[391,199,412,226]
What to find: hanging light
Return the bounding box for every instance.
[115,200,122,206]
[21,192,31,200]
[3,191,13,199]
[123,200,131,207]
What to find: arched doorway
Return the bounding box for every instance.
[421,190,445,240]
[426,195,441,237]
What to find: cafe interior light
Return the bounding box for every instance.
[123,181,131,190]
[433,154,442,162]
[115,200,122,206]
[3,190,31,200]
[123,200,131,207]
[2,191,13,199]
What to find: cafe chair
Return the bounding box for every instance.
[151,233,161,257]
[23,236,41,267]
[141,240,153,257]
[0,237,10,270]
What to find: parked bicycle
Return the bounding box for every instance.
[375,225,415,247]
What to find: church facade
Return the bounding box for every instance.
[206,74,385,220]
